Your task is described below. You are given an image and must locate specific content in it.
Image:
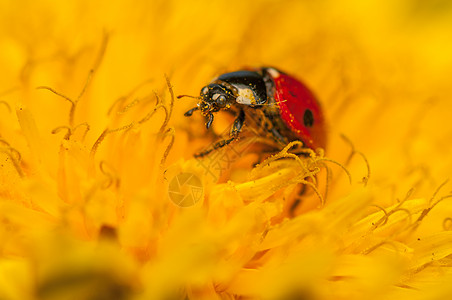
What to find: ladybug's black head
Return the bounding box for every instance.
[180,82,236,129]
[200,83,235,111]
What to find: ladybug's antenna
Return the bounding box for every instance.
[206,113,214,129]
[177,94,201,100]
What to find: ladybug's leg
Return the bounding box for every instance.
[229,108,245,138]
[270,127,288,145]
[195,109,245,158]
[184,106,199,117]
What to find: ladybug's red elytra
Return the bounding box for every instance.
[180,67,326,157]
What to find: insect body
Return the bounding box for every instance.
[181,67,326,157]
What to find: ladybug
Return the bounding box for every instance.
[180,67,326,157]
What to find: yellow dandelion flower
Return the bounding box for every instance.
[1,0,452,299]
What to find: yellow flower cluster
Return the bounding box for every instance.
[0,0,452,299]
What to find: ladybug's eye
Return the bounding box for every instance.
[212,94,226,106]
[303,109,314,127]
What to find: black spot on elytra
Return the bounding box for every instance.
[303,109,314,127]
